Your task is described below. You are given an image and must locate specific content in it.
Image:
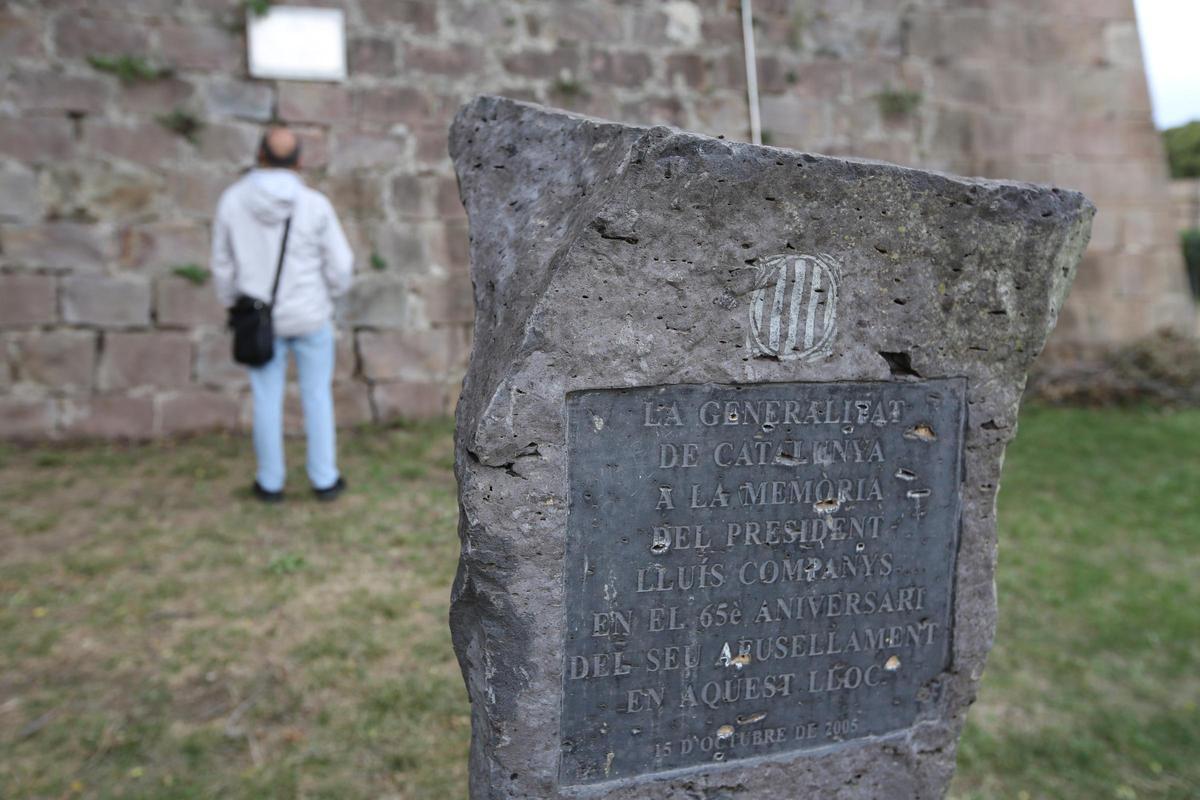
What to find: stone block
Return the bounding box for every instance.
[338,274,410,329]
[357,328,454,381]
[45,161,163,222]
[404,44,484,77]
[319,171,387,221]
[278,81,352,124]
[202,79,275,122]
[54,13,149,58]
[0,162,40,222]
[370,380,447,421]
[295,127,329,171]
[119,77,197,116]
[0,117,75,163]
[0,397,56,439]
[426,219,471,273]
[330,131,409,172]
[6,70,111,115]
[64,393,155,439]
[98,330,192,390]
[589,51,654,87]
[360,0,438,32]
[374,223,429,275]
[665,53,707,90]
[155,275,226,328]
[0,273,57,327]
[348,37,396,76]
[436,175,466,218]
[415,273,473,325]
[390,173,438,219]
[155,22,242,71]
[539,3,626,42]
[2,222,110,272]
[502,44,581,78]
[158,389,240,434]
[164,169,229,217]
[119,222,211,272]
[334,380,373,426]
[0,9,44,59]
[412,125,451,169]
[85,120,183,167]
[195,329,246,388]
[197,121,259,165]
[335,330,357,382]
[61,274,151,328]
[352,86,432,130]
[12,330,97,390]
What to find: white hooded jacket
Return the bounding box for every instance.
[212,169,354,338]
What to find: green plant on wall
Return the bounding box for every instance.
[157,109,204,145]
[370,252,388,272]
[87,55,172,84]
[876,87,922,118]
[245,0,272,16]
[550,76,587,100]
[172,264,211,286]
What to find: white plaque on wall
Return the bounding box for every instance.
[247,7,347,82]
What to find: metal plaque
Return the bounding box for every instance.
[561,380,966,785]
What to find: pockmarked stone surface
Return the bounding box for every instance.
[449,97,1093,799]
[561,381,965,784]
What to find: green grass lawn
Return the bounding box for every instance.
[0,408,1196,799]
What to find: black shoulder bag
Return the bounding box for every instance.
[229,217,291,367]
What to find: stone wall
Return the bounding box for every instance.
[0,0,1192,438]
[1171,178,1200,232]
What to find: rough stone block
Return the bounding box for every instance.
[2,222,110,272]
[195,330,247,388]
[370,380,447,421]
[197,121,260,165]
[589,51,654,87]
[164,169,229,217]
[357,328,453,381]
[158,389,240,434]
[330,132,409,171]
[85,120,183,167]
[352,86,431,130]
[119,222,211,272]
[278,81,352,124]
[61,274,151,328]
[334,329,357,383]
[334,380,374,426]
[44,160,162,222]
[202,79,275,122]
[12,330,97,390]
[404,44,484,77]
[0,9,44,59]
[348,37,396,75]
[338,274,410,328]
[0,117,74,163]
[64,393,155,439]
[0,273,57,327]
[54,13,149,58]
[156,22,242,71]
[447,97,1094,799]
[360,0,438,32]
[155,276,226,328]
[98,331,192,390]
[119,77,197,116]
[0,397,56,439]
[415,274,473,325]
[295,127,329,171]
[0,162,40,222]
[501,44,581,78]
[7,70,111,115]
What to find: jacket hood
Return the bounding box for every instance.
[243,169,303,224]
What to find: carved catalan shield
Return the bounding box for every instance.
[748,253,839,361]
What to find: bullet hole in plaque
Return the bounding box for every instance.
[855,542,865,552]
[905,423,936,441]
[885,655,902,671]
[842,424,854,434]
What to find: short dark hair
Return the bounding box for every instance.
[259,131,301,167]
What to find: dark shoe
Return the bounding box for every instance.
[253,482,284,503]
[314,476,346,502]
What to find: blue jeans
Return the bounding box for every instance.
[248,324,340,492]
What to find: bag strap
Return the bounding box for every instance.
[268,217,292,306]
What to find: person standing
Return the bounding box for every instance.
[211,127,354,502]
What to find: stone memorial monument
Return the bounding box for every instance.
[449,96,1093,799]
